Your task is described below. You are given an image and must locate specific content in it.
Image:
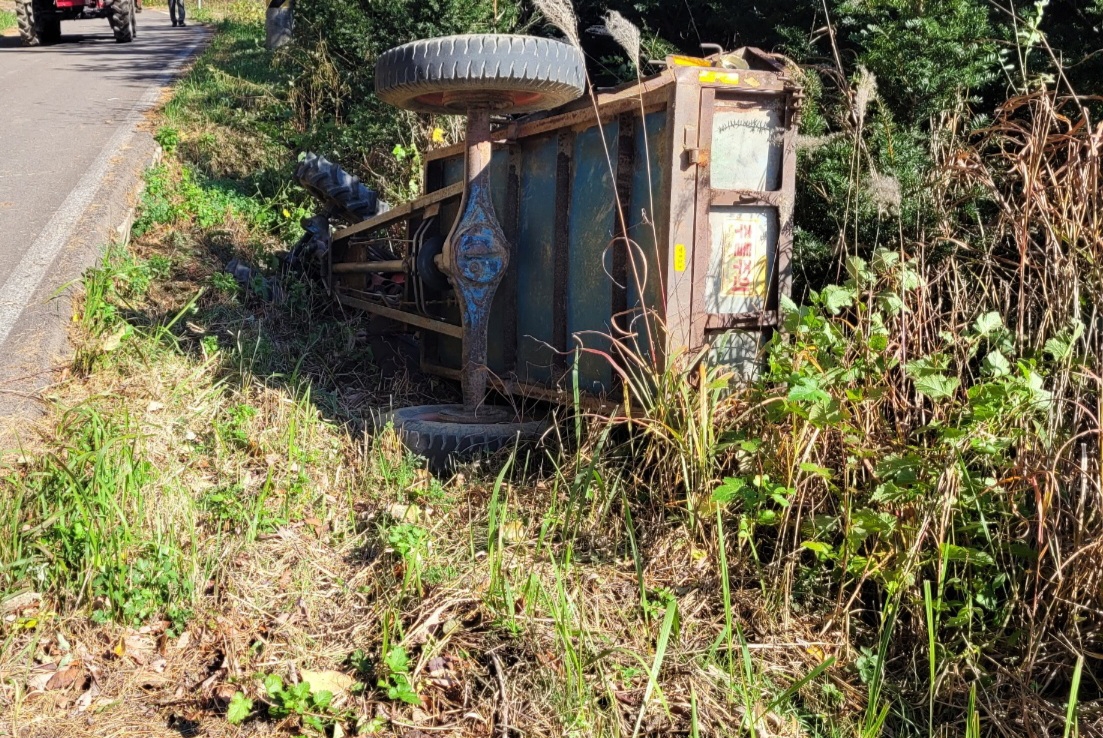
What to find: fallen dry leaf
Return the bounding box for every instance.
[75,681,101,711]
[387,502,421,523]
[101,325,128,352]
[301,669,356,701]
[26,665,57,692]
[213,683,238,704]
[45,665,84,691]
[112,631,157,665]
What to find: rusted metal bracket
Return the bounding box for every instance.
[441,109,511,412]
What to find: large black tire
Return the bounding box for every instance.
[382,404,549,469]
[294,153,383,225]
[109,0,135,43]
[374,34,585,115]
[16,0,44,47]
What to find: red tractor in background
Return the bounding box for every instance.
[17,0,139,45]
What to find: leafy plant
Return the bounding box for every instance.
[226,691,253,725]
[259,673,343,733]
[377,645,420,705]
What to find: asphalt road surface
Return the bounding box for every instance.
[0,10,206,353]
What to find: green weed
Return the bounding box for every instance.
[376,645,420,706]
[0,407,195,630]
[258,672,350,732]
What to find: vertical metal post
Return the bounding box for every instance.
[442,108,511,413]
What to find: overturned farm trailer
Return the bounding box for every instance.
[318,38,801,458]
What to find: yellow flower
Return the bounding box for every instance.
[431,127,446,144]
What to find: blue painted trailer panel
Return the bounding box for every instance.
[567,121,619,393]
[514,135,559,384]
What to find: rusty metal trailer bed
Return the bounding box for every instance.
[322,36,801,458]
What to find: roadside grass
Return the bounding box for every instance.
[0,8,15,33]
[0,156,843,735]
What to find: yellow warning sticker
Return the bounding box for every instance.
[670,55,712,68]
[674,243,687,272]
[698,70,740,85]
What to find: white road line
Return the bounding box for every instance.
[0,32,208,350]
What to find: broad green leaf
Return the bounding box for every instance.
[226,692,253,725]
[913,373,959,400]
[821,284,855,314]
[871,249,900,273]
[801,541,834,558]
[878,291,906,316]
[899,265,921,290]
[940,543,995,568]
[983,349,1011,376]
[263,674,284,696]
[799,462,834,480]
[788,376,831,404]
[972,311,1003,336]
[385,645,410,674]
[712,477,747,504]
[845,255,872,285]
[1043,335,1072,360]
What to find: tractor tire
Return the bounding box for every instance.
[109,0,136,43]
[374,34,585,115]
[16,0,48,47]
[294,153,383,225]
[40,16,61,43]
[381,404,549,469]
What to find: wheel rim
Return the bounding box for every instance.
[411,89,545,114]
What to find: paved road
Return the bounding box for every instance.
[0,10,206,350]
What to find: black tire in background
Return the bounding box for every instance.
[16,0,41,46]
[374,34,585,115]
[109,0,135,42]
[294,153,382,225]
[381,404,549,470]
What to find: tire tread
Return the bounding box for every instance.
[375,33,585,115]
